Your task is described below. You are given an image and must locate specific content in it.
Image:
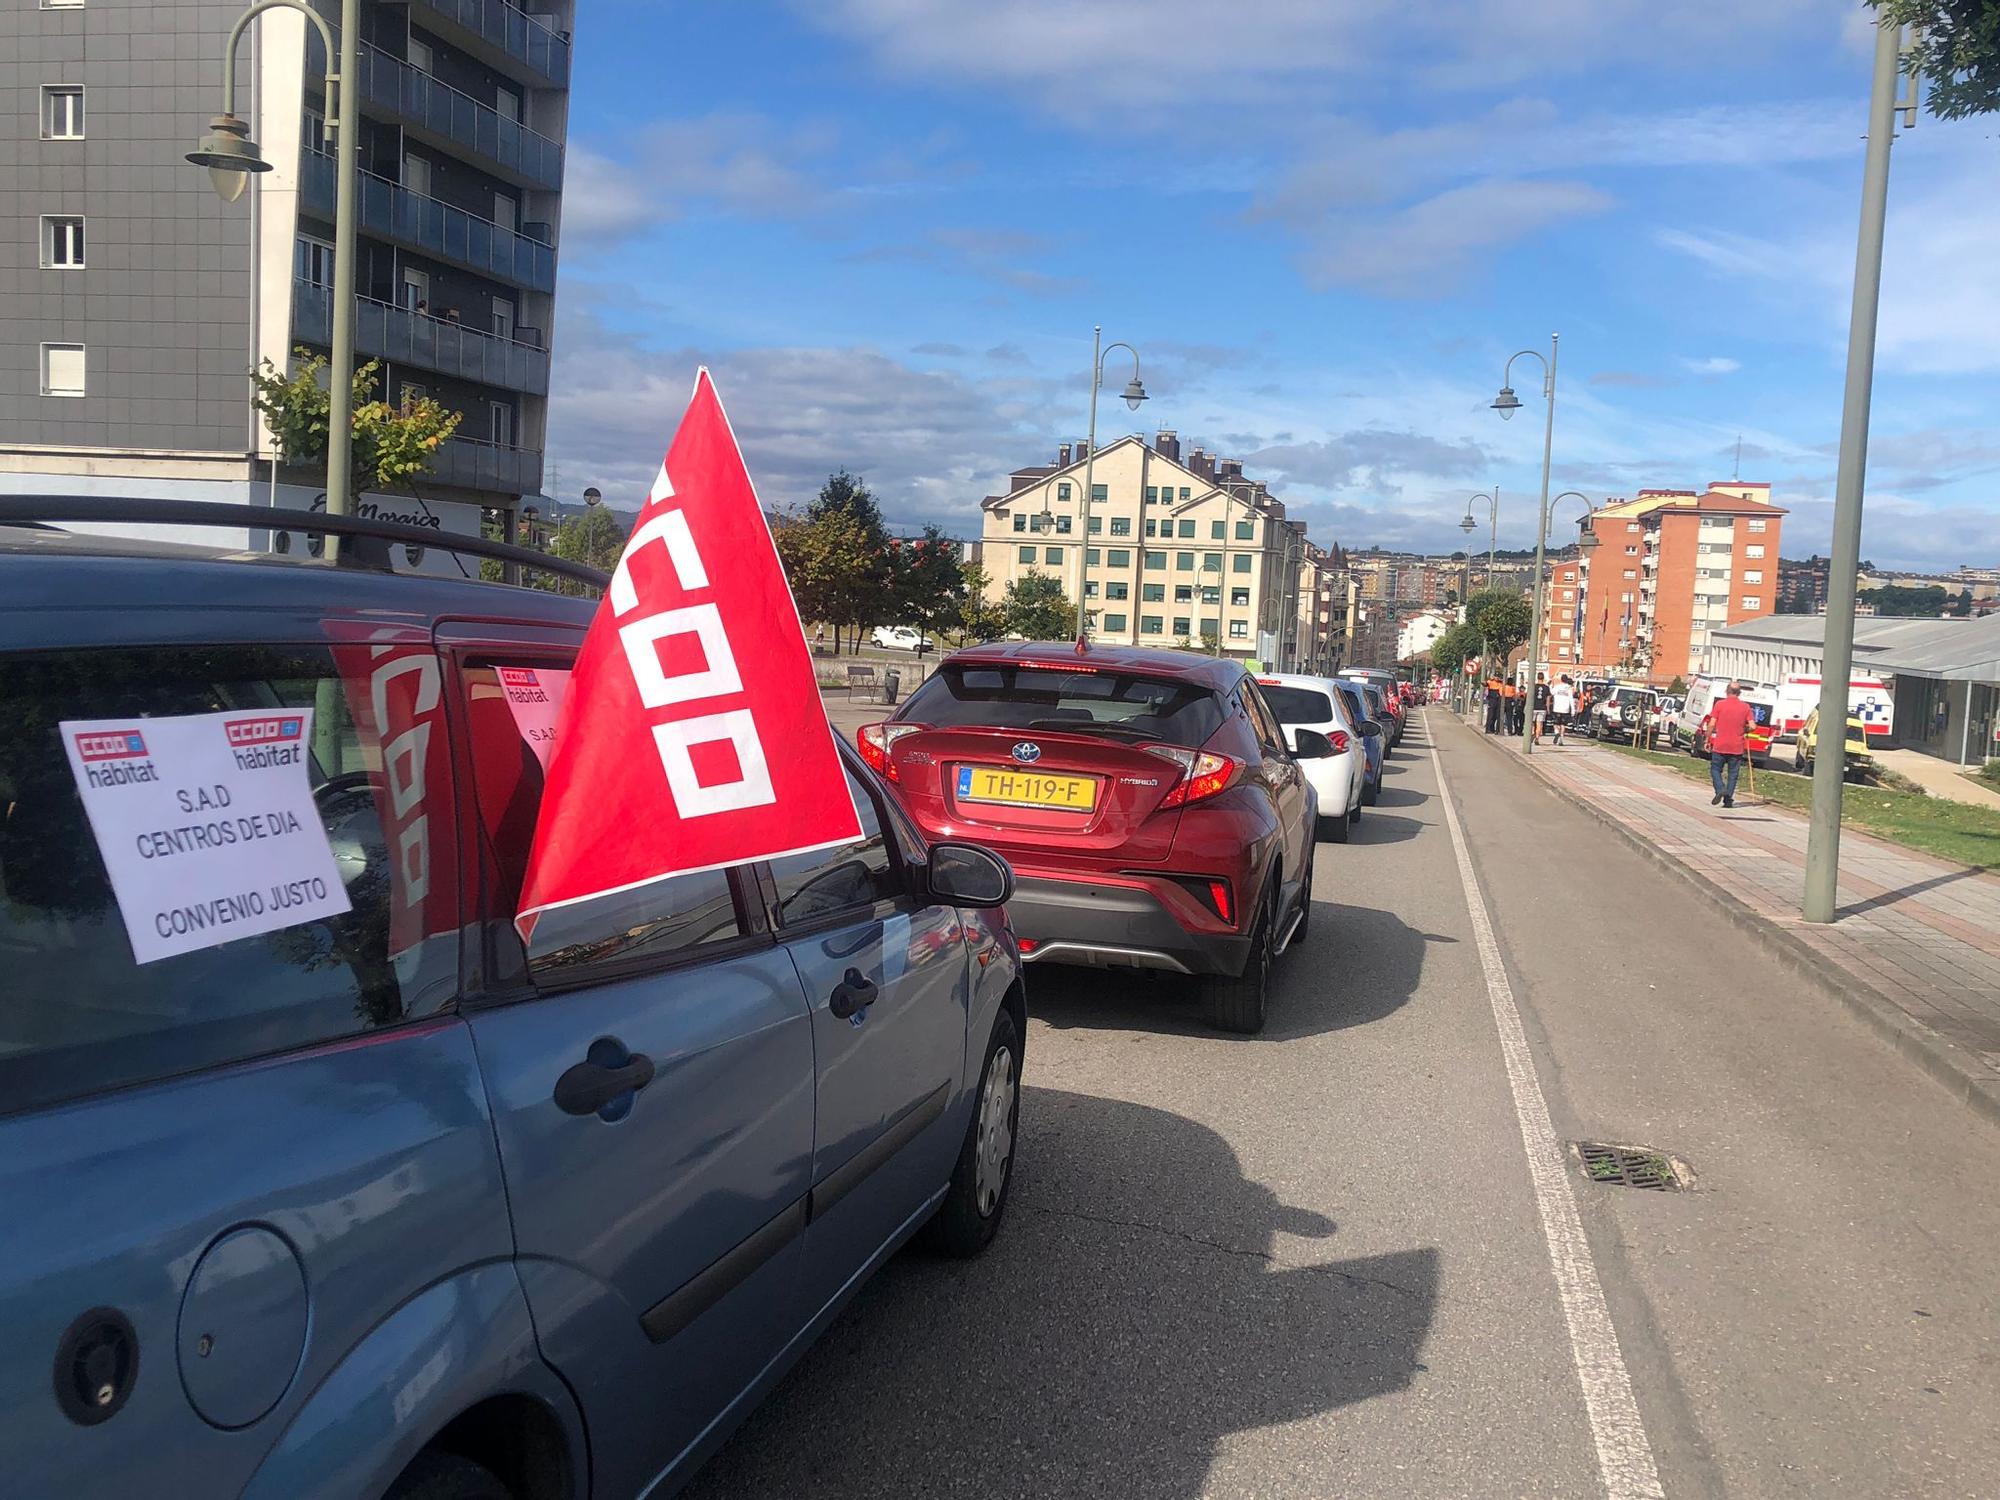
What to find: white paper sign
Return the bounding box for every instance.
[498,666,572,769]
[60,708,354,964]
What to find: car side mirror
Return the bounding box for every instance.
[1361,720,1385,739]
[1292,728,1335,759]
[926,842,1014,909]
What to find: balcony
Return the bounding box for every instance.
[302,153,557,293]
[408,0,569,88]
[292,280,550,395]
[432,434,543,495]
[355,44,563,191]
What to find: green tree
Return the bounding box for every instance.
[805,471,890,648]
[1872,0,2000,119]
[957,561,1008,642]
[774,507,875,647]
[888,526,968,644]
[1464,587,1533,660]
[1952,588,1974,617]
[1430,621,1481,678]
[1867,583,1950,617]
[251,348,461,501]
[1667,675,1688,695]
[522,504,629,595]
[1002,572,1078,641]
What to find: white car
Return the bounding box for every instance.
[1256,672,1370,843]
[870,625,932,651]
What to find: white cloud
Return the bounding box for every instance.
[1679,356,1742,376]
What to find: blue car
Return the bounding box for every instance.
[1334,679,1385,806]
[0,507,1024,1500]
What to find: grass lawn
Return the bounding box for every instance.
[1609,742,2000,873]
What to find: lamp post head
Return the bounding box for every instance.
[1121,377,1148,411]
[1458,514,1477,534]
[1491,386,1522,420]
[186,113,270,203]
[1577,525,1600,554]
[521,504,539,521]
[582,486,602,507]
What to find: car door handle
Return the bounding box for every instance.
[553,1038,657,1117]
[829,967,878,1019]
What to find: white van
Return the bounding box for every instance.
[1770,674,1894,746]
[1673,676,1780,763]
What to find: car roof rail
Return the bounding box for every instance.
[0,495,609,589]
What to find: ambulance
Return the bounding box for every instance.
[1769,674,1894,747]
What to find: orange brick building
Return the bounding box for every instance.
[1541,558,1584,671]
[1574,484,1785,685]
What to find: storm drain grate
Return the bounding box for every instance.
[1570,1142,1691,1192]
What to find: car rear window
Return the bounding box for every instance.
[901,664,1225,748]
[1260,684,1334,724]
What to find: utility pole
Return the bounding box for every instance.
[1804,16,1911,924]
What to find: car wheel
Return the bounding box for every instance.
[920,1006,1019,1257]
[1294,848,1316,940]
[386,1454,514,1500]
[1349,798,1362,824]
[1200,889,1272,1035]
[1317,809,1350,843]
[1361,773,1379,806]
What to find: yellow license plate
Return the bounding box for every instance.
[956,766,1097,810]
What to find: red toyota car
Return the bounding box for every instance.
[857,642,1315,1033]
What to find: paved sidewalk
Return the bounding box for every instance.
[1448,711,2000,1125]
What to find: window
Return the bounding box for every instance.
[769,771,901,924]
[1013,514,1026,532]
[1177,520,1195,539]
[1627,522,1641,533]
[1229,620,1248,638]
[1145,487,1157,502]
[1743,570,1764,585]
[1090,484,1107,502]
[42,0,85,8]
[1107,548,1131,567]
[1102,613,1128,632]
[1625,545,1638,555]
[1200,587,1219,606]
[1044,547,1063,564]
[1084,548,1100,565]
[1141,615,1164,634]
[0,644,458,1115]
[1055,515,1072,534]
[1235,520,1253,540]
[1107,582,1129,601]
[1145,520,1158,537]
[41,215,84,269]
[1142,583,1164,601]
[1558,626,1571,639]
[1110,517,1131,536]
[1176,552,1194,571]
[1231,587,1249,606]
[901,664,1225,747]
[489,400,514,447]
[42,85,84,139]
[1174,585,1193,603]
[1088,516,1102,534]
[1746,544,1765,559]
[1200,617,1219,638]
[1741,596,1762,611]
[1143,550,1166,569]
[1028,513,1044,533]
[1203,553,1221,572]
[295,235,334,288]
[1058,482,1072,500]
[1232,554,1251,574]
[1172,616,1192,636]
[1084,582,1099,599]
[1622,569,1636,580]
[408,35,433,71]
[1240,683,1287,755]
[1019,545,1036,563]
[1211,520,1225,540]
[1179,487,1191,501]
[40,342,84,396]
[1747,519,1767,533]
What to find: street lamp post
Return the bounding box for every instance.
[189,0,360,540]
[1491,335,1560,755]
[1459,488,1500,706]
[1074,326,1147,642]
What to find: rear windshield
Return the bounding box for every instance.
[901,664,1226,749]
[1260,684,1335,724]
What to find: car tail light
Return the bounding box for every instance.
[1327,729,1350,754]
[857,722,925,780]
[1161,872,1234,923]
[1144,745,1242,808]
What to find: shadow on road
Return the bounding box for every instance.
[681,1087,1441,1500]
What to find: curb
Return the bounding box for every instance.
[1439,711,2000,1131]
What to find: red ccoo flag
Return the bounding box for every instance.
[515,370,861,938]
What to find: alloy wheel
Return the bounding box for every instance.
[974,1045,1016,1217]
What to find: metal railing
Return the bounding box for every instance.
[432,434,544,494]
[408,0,569,86]
[355,43,563,190]
[302,152,556,292]
[293,280,550,394]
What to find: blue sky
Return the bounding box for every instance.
[543,1,2000,571]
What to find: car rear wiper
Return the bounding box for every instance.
[1025,718,1155,740]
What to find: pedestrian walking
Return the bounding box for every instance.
[1703,681,1757,809]
[1550,674,1576,745]
[1532,673,1551,746]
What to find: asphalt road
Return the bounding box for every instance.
[684,709,2000,1498]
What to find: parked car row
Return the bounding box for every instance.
[2,509,1023,1500]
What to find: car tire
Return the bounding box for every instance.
[1200,888,1272,1035]
[1361,774,1379,807]
[919,1006,1019,1258]
[1317,809,1350,843]
[1349,799,1362,824]
[1294,847,1315,940]
[386,1453,514,1500]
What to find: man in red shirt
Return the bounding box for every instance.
[1703,681,1757,809]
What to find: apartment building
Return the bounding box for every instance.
[1540,557,1583,669]
[1576,483,1785,684]
[1778,554,1831,614]
[3,0,573,562]
[976,431,1325,666]
[1396,609,1452,666]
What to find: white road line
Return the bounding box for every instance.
[1424,712,1667,1500]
